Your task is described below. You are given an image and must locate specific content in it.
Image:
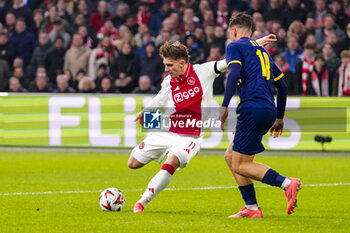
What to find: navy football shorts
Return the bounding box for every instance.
[232,107,276,155]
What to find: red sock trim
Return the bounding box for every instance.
[161,164,175,175]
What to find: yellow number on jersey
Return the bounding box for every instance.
[256,49,271,80]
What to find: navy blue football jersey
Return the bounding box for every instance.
[226,37,283,111]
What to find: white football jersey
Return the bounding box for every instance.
[146,59,227,136]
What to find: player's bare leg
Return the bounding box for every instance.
[133,155,179,213]
[225,143,262,218]
[231,150,301,215]
[127,156,146,169]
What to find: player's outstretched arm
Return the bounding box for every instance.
[220,63,241,131]
[256,34,277,47]
[215,59,228,73]
[270,77,288,138]
[135,112,143,125]
[134,81,168,125]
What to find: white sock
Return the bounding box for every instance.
[138,169,172,207]
[246,204,259,211]
[281,178,291,190]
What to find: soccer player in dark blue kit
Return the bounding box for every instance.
[219,13,301,218]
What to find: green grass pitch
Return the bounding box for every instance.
[0,150,349,233]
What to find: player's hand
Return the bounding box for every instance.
[135,111,143,125]
[259,34,277,47]
[219,107,228,131]
[270,118,284,138]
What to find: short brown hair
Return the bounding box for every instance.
[159,41,189,62]
[229,12,253,30]
[340,50,350,59]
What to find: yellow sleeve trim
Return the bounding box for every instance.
[228,60,242,67]
[274,73,284,82]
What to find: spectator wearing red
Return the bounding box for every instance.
[334,50,350,96]
[40,5,71,34]
[89,0,110,33]
[314,0,328,26]
[216,0,229,29]
[296,43,318,96]
[311,54,330,96]
[135,2,151,25]
[97,19,119,47]
[89,35,115,81]
[202,9,215,27]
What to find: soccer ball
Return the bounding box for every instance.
[99,188,125,211]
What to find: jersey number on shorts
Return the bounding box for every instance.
[256,49,271,80]
[184,141,196,154]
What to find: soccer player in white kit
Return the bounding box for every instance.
[128,37,275,213]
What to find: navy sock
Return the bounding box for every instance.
[262,168,286,187]
[238,183,257,205]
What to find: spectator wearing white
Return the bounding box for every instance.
[333,50,350,96]
[89,35,114,81]
[96,19,119,47]
[64,33,91,80]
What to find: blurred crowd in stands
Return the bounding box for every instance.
[0,0,350,96]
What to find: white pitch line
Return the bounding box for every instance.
[1,182,349,196]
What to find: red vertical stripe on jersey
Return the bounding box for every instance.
[170,64,203,136]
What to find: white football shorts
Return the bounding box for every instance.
[131,132,202,169]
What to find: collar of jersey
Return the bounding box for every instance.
[176,63,193,80]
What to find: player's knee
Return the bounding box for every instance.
[232,163,247,175]
[127,156,143,169]
[224,152,231,165]
[164,155,180,170]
